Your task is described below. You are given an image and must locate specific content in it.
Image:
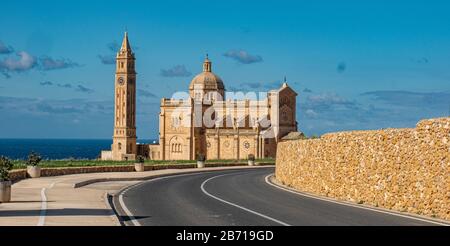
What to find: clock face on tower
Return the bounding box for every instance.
[118,77,125,85]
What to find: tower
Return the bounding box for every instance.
[112,32,137,160]
[203,54,212,72]
[189,55,225,102]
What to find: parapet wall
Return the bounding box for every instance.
[275,118,450,220]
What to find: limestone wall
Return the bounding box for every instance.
[276,118,450,220]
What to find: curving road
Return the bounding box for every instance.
[114,167,445,226]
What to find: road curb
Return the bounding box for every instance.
[104,192,122,226]
[73,165,273,188]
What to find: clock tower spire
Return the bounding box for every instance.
[112,32,137,160]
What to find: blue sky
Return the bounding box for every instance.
[0,0,449,139]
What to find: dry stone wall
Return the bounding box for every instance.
[276,118,450,220]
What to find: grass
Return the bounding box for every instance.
[11,158,275,170]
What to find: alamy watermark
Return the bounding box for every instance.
[167,85,280,138]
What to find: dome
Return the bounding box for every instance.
[189,71,224,90]
[189,55,225,91]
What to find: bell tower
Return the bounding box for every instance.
[112,32,137,160]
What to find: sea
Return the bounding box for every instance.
[0,139,158,160]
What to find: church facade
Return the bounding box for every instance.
[101,33,298,161]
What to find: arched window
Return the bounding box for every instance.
[118,143,122,150]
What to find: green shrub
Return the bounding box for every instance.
[137,155,145,163]
[27,151,42,166]
[0,156,13,181]
[197,153,206,162]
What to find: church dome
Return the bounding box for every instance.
[189,55,225,91]
[189,72,224,90]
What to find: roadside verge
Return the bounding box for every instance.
[265,174,450,226]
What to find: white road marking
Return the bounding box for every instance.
[264,174,449,226]
[36,182,57,226]
[115,170,271,226]
[200,174,291,226]
[119,191,141,226]
[37,188,47,226]
[116,172,213,226]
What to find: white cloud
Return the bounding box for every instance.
[0,41,14,54]
[305,109,318,118]
[98,55,115,65]
[0,51,37,72]
[307,93,352,105]
[160,65,192,77]
[39,56,79,70]
[223,50,263,64]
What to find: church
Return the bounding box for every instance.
[101,33,298,161]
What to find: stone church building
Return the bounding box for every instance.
[101,33,298,161]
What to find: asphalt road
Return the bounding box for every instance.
[115,167,444,226]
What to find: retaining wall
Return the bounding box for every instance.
[275,118,450,220]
